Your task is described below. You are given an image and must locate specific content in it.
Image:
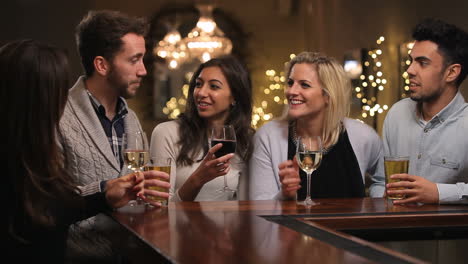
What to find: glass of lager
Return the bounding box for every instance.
[144,157,172,206]
[384,156,409,200]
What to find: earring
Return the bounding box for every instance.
[231,101,236,107]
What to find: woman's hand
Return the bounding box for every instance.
[178,143,234,201]
[104,172,145,208]
[192,143,234,185]
[278,157,301,200]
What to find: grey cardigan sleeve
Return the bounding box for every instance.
[248,121,286,200]
[345,118,385,197]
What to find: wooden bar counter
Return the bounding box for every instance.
[102,198,468,264]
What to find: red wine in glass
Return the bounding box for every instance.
[211,139,236,158]
[210,125,236,193]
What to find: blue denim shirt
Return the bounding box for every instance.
[383,92,468,204]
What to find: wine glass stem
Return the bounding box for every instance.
[134,169,144,203]
[306,171,312,201]
[223,174,228,189]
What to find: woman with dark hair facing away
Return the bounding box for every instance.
[3,39,168,262]
[150,55,254,201]
[249,52,385,201]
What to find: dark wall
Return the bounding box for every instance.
[1,0,94,78]
[2,0,468,135]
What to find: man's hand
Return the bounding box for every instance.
[140,170,171,207]
[386,174,439,204]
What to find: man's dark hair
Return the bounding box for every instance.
[412,18,468,87]
[75,10,148,77]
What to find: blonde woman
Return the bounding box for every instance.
[248,52,385,200]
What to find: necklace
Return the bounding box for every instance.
[291,121,332,154]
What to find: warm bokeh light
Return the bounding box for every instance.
[352,36,388,119]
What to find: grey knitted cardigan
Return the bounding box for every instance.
[58,76,144,261]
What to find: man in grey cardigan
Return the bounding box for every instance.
[59,10,150,263]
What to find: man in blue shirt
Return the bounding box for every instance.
[383,18,468,204]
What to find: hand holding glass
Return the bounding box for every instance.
[384,156,409,200]
[122,131,149,205]
[144,157,171,206]
[296,136,323,206]
[210,125,236,193]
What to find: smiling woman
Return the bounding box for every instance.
[248,51,386,202]
[193,66,235,124]
[285,63,329,123]
[149,55,254,201]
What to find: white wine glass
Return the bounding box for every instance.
[210,125,237,193]
[122,131,149,206]
[296,136,323,206]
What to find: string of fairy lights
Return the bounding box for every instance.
[400,41,414,98]
[354,36,389,119]
[251,58,291,128]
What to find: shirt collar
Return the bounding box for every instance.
[86,90,128,119]
[414,92,467,125]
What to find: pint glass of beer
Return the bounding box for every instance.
[384,156,409,200]
[144,157,171,206]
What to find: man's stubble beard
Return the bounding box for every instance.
[107,67,133,99]
[409,69,446,103]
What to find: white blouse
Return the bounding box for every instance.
[150,120,246,201]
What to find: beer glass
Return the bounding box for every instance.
[384,156,409,200]
[144,157,172,206]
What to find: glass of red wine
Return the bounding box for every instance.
[210,125,237,193]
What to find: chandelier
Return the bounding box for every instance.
[153,4,233,68]
[153,24,189,69]
[182,4,232,63]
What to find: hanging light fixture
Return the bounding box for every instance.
[154,24,189,69]
[182,4,233,63]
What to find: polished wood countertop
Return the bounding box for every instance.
[104,198,468,264]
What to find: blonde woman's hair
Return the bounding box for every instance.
[281,51,351,147]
